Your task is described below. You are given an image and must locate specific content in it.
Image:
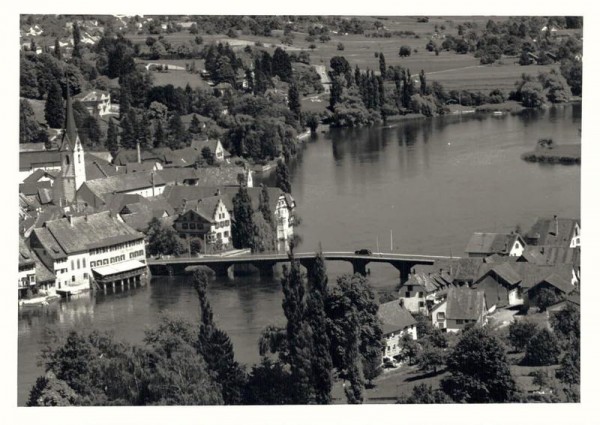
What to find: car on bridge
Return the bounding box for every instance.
[354,249,372,255]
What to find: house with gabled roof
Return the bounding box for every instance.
[526,273,576,309]
[29,211,147,293]
[472,262,524,310]
[398,265,454,314]
[525,216,580,248]
[190,138,229,163]
[378,300,418,360]
[173,196,231,249]
[74,89,112,117]
[465,232,526,258]
[18,237,37,299]
[431,286,488,333]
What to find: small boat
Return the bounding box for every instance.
[492,111,505,116]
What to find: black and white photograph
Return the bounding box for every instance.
[7,3,598,423]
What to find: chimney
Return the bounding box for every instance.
[215,188,221,196]
[136,142,142,164]
[554,215,559,237]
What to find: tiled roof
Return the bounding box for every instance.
[126,162,157,173]
[474,275,509,309]
[113,148,172,166]
[508,262,574,289]
[465,232,521,255]
[22,169,59,184]
[529,273,575,294]
[446,287,486,321]
[81,171,165,201]
[377,300,417,335]
[20,181,52,196]
[526,217,579,247]
[19,151,61,171]
[44,211,144,254]
[193,166,248,187]
[33,253,56,283]
[31,227,66,259]
[86,157,124,181]
[86,151,113,163]
[19,237,35,267]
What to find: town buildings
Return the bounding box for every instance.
[378,300,418,360]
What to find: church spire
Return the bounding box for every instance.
[61,78,78,151]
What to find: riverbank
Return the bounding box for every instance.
[521,144,581,165]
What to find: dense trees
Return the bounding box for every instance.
[146,217,185,256]
[20,99,43,144]
[44,80,64,129]
[441,328,516,403]
[275,160,292,194]
[231,185,254,249]
[523,328,561,366]
[508,320,539,352]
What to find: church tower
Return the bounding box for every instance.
[54,82,86,205]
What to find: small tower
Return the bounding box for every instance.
[54,81,87,205]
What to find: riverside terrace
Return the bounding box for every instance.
[147,251,455,283]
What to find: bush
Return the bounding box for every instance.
[399,46,411,57]
[508,320,539,352]
[337,43,345,51]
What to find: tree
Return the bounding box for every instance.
[154,120,165,148]
[250,212,276,253]
[167,112,187,149]
[524,329,561,366]
[288,82,301,119]
[231,185,254,249]
[194,270,246,404]
[305,252,333,404]
[105,117,119,156]
[417,345,446,373]
[379,52,386,79]
[45,80,64,129]
[304,112,319,134]
[441,328,516,403]
[531,369,550,391]
[556,346,580,387]
[519,81,545,108]
[146,217,186,257]
[257,185,275,229]
[243,357,294,404]
[54,38,62,60]
[549,304,579,345]
[72,23,82,58]
[401,333,420,365]
[189,114,202,134]
[419,69,427,95]
[508,320,540,352]
[399,46,412,57]
[27,373,79,406]
[397,383,450,404]
[275,160,292,194]
[535,287,560,311]
[20,99,42,144]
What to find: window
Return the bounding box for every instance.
[83,273,88,279]
[407,285,413,292]
[90,261,95,268]
[182,223,189,229]
[190,223,196,229]
[437,312,445,321]
[224,231,229,237]
[72,276,75,282]
[456,319,464,325]
[418,292,424,298]
[405,292,410,297]
[82,258,86,268]
[71,260,74,270]
[77,259,80,269]
[419,301,425,308]
[103,259,108,265]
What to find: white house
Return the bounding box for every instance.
[29,211,147,293]
[431,286,488,333]
[465,232,526,258]
[74,90,112,117]
[174,196,231,249]
[377,300,418,360]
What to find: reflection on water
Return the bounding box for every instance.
[18,104,581,405]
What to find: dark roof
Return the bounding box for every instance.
[445,287,486,321]
[377,300,417,335]
[22,169,59,184]
[43,211,144,254]
[85,156,124,181]
[33,253,56,283]
[85,151,113,163]
[428,258,484,282]
[526,217,579,247]
[508,262,574,289]
[19,151,62,171]
[81,172,166,201]
[31,227,66,259]
[20,181,52,196]
[529,273,575,295]
[465,233,522,255]
[113,148,173,166]
[19,237,35,267]
[474,275,509,309]
[126,162,157,173]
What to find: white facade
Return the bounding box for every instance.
[122,184,166,198]
[383,325,417,359]
[509,239,525,257]
[570,222,581,248]
[73,136,87,190]
[275,195,293,241]
[431,301,448,331]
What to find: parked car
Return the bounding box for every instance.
[355,249,372,255]
[383,357,396,368]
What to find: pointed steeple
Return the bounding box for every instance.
[60,78,78,151]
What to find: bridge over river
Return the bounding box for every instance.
[147,251,456,283]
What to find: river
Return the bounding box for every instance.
[18,104,581,405]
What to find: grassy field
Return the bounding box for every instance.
[331,364,449,403]
[427,62,561,92]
